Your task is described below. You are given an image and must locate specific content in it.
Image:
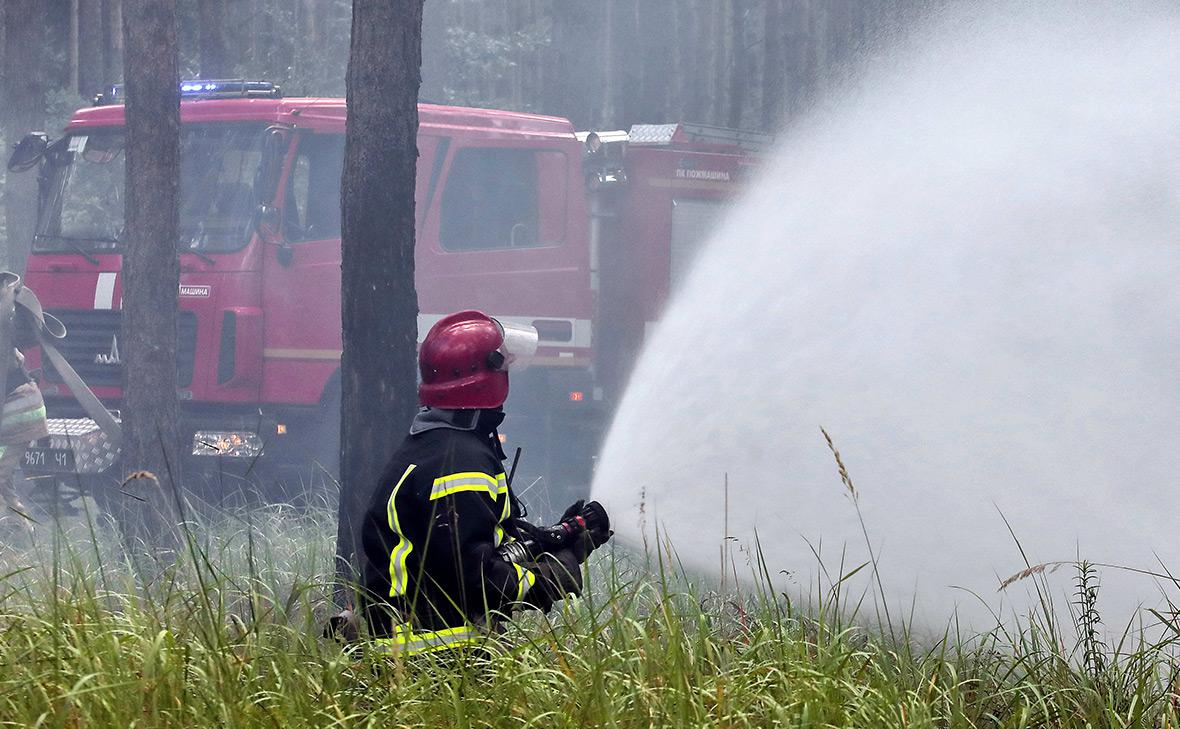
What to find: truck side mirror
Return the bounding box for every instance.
[254,203,293,266]
[7,132,49,173]
[256,126,290,207]
[253,126,293,267]
[255,204,282,244]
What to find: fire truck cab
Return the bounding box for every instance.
[16,80,766,510]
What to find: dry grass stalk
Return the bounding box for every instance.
[820,427,858,501]
[998,561,1068,591]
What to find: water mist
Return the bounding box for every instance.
[592,1,1180,628]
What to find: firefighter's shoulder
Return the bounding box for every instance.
[408,429,501,492]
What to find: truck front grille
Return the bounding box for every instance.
[43,310,198,388]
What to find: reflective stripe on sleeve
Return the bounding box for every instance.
[1,405,45,427]
[430,471,500,500]
[512,563,536,602]
[374,624,480,656]
[386,464,417,597]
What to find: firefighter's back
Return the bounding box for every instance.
[359,425,507,636]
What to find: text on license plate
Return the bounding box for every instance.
[22,447,76,471]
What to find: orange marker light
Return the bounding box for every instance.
[276,423,287,435]
[569,391,585,402]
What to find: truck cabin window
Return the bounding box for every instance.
[440,148,566,251]
[284,134,345,242]
[34,124,270,254]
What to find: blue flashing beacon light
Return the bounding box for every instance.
[99,79,282,106]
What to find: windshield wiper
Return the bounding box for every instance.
[33,234,103,265]
[183,245,216,266]
[179,231,217,266]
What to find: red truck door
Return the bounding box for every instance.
[259,131,347,406]
[260,132,443,406]
[416,138,591,363]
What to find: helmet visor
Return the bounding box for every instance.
[493,319,539,371]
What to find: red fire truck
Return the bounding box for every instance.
[11,80,766,509]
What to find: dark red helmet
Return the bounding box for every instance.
[418,311,538,409]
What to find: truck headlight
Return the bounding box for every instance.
[192,430,264,458]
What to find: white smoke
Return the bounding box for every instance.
[592,1,1180,629]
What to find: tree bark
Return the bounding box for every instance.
[197,0,230,78]
[120,0,181,545]
[599,0,616,126]
[335,0,423,592]
[78,0,105,97]
[69,0,80,92]
[102,0,124,93]
[728,0,748,129]
[761,0,784,130]
[2,0,45,274]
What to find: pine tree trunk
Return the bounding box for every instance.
[78,0,104,97]
[599,0,617,126]
[669,0,686,121]
[712,0,732,125]
[2,0,45,274]
[335,0,424,592]
[120,0,181,546]
[102,0,124,92]
[197,0,230,78]
[69,0,80,93]
[761,0,784,129]
[728,0,749,129]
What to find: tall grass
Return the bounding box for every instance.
[0,492,1178,727]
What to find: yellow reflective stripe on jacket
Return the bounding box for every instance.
[493,472,513,547]
[511,563,536,602]
[374,624,480,655]
[430,471,508,500]
[386,464,417,597]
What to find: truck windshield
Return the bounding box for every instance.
[35,124,269,254]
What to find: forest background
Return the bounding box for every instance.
[0,0,925,268]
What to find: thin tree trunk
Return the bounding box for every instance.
[197,0,230,78]
[69,0,80,92]
[713,0,732,125]
[728,0,749,129]
[600,0,616,126]
[78,0,104,97]
[762,0,784,130]
[335,0,424,592]
[120,0,181,546]
[303,0,318,46]
[102,0,123,93]
[2,0,45,274]
[787,0,818,118]
[669,0,686,121]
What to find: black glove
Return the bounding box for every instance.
[523,548,582,613]
[559,499,612,564]
[581,500,612,548]
[323,609,359,644]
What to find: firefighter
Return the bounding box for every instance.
[357,311,610,656]
[0,300,50,534]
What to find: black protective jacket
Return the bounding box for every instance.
[359,408,536,653]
